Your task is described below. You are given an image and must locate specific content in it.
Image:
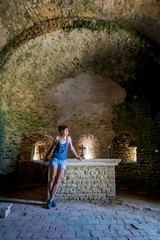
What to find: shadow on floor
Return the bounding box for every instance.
[0,184,160,210]
[0,183,47,202]
[116,186,160,211]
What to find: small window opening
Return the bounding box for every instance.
[33,145,39,160]
[31,141,48,161]
[128,146,137,162]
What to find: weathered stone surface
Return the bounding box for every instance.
[0,202,13,218]
[0,0,160,50]
[55,165,116,201]
[1,191,160,240]
[0,0,160,197]
[0,27,151,170]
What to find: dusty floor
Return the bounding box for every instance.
[0,185,160,240]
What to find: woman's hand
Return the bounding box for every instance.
[77,156,85,161]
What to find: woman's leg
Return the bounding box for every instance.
[49,166,58,198]
[50,168,65,202]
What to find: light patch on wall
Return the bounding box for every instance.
[32,145,39,160]
[75,134,100,159]
[45,71,126,123]
[31,141,48,161]
[128,146,137,162]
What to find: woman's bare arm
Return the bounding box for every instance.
[43,136,59,162]
[68,136,84,161]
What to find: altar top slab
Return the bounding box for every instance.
[33,159,121,166]
[67,158,121,166]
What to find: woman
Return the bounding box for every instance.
[43,125,83,209]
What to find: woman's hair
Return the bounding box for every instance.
[58,125,69,135]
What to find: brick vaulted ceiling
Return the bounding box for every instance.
[0,0,160,51]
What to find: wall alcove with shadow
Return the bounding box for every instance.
[111,133,137,163]
[18,133,53,185]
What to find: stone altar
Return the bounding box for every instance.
[37,158,121,201]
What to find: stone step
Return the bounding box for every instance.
[0,202,13,218]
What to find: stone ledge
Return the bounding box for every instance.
[33,159,121,167]
[67,159,121,166]
[0,202,13,218]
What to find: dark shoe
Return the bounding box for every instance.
[47,201,52,209]
[52,199,57,207]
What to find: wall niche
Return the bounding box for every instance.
[18,133,53,184]
[111,133,137,163]
[74,134,100,159]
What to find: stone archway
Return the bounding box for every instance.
[19,133,53,162]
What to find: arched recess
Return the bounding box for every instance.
[19,133,53,162]
[18,133,53,184]
[74,134,100,159]
[111,133,137,163]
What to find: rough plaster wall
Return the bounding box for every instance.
[46,71,126,123]
[45,70,126,159]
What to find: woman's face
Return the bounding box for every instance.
[61,128,69,136]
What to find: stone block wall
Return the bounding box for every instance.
[114,114,160,195]
[54,166,116,202]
